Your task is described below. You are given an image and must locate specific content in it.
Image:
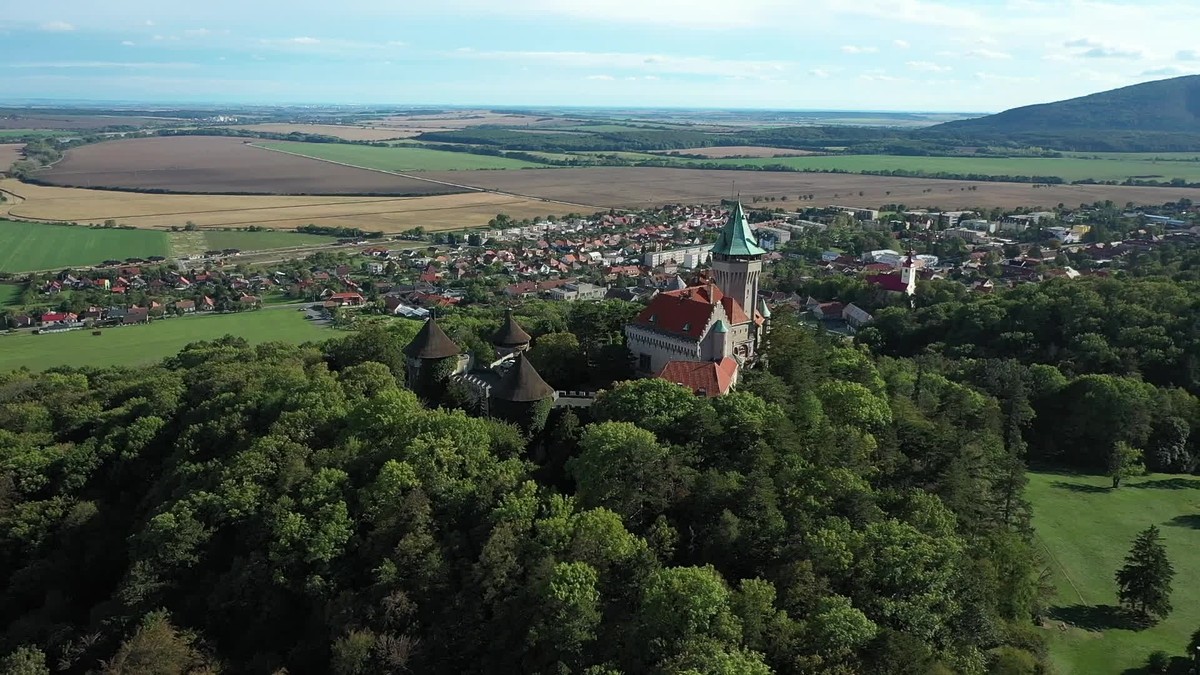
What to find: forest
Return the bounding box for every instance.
[0,302,1050,674]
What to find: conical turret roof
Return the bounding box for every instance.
[403,317,461,359]
[711,200,767,257]
[491,352,555,402]
[491,309,532,348]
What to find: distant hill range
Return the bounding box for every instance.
[923,75,1200,151]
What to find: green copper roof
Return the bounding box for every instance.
[711,200,767,257]
[712,319,728,334]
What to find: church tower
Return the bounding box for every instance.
[710,200,766,320]
[900,250,917,296]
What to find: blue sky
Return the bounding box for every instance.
[2,0,1198,111]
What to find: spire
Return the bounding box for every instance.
[491,308,531,348]
[491,352,555,402]
[711,200,767,258]
[403,316,461,360]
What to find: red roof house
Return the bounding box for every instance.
[657,357,739,397]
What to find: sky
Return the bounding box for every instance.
[2,0,1199,112]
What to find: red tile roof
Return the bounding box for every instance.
[657,357,738,397]
[867,273,910,293]
[633,282,753,339]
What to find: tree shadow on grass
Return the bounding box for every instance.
[1166,514,1200,529]
[1051,480,1111,493]
[1120,655,1195,675]
[1047,604,1138,631]
[1127,477,1200,490]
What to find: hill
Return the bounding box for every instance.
[926,75,1200,151]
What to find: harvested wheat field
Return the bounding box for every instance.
[0,144,23,167]
[0,179,568,232]
[228,124,408,141]
[658,146,820,158]
[428,166,1200,210]
[38,136,462,196]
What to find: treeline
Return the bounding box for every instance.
[860,276,1200,472]
[0,310,1048,673]
[296,224,384,239]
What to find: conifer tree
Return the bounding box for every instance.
[1115,525,1174,623]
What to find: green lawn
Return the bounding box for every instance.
[1028,471,1200,674]
[254,141,548,171]
[202,230,336,251]
[667,153,1200,183]
[0,220,170,273]
[0,310,338,371]
[0,284,22,307]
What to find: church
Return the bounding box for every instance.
[624,200,769,396]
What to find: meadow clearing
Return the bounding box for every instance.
[199,229,337,250]
[1,179,565,232]
[0,283,22,307]
[255,140,548,171]
[0,219,169,272]
[1029,471,1200,674]
[0,310,339,372]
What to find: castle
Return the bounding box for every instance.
[624,200,769,396]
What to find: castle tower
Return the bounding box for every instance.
[489,352,556,435]
[491,308,532,358]
[710,200,766,322]
[403,316,462,400]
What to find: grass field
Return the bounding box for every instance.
[0,310,338,371]
[0,219,169,272]
[255,141,548,171]
[201,230,337,250]
[0,284,22,307]
[1029,471,1200,674]
[678,154,1200,183]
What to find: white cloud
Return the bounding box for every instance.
[810,68,830,78]
[893,39,910,49]
[40,21,75,32]
[966,48,1012,59]
[289,36,320,44]
[144,20,155,26]
[1141,67,1184,76]
[453,49,792,78]
[6,61,198,69]
[1062,37,1142,59]
[586,74,615,80]
[184,28,211,37]
[121,40,135,46]
[841,45,878,54]
[1176,49,1200,61]
[906,60,951,72]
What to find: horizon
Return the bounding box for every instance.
[3,0,1199,111]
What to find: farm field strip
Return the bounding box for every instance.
[37,136,463,196]
[225,123,410,141]
[0,219,169,273]
[1,179,567,232]
[425,166,1200,209]
[254,140,549,170]
[1028,471,1200,675]
[0,310,339,372]
[668,153,1200,182]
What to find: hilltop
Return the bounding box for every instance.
[925,75,1200,151]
